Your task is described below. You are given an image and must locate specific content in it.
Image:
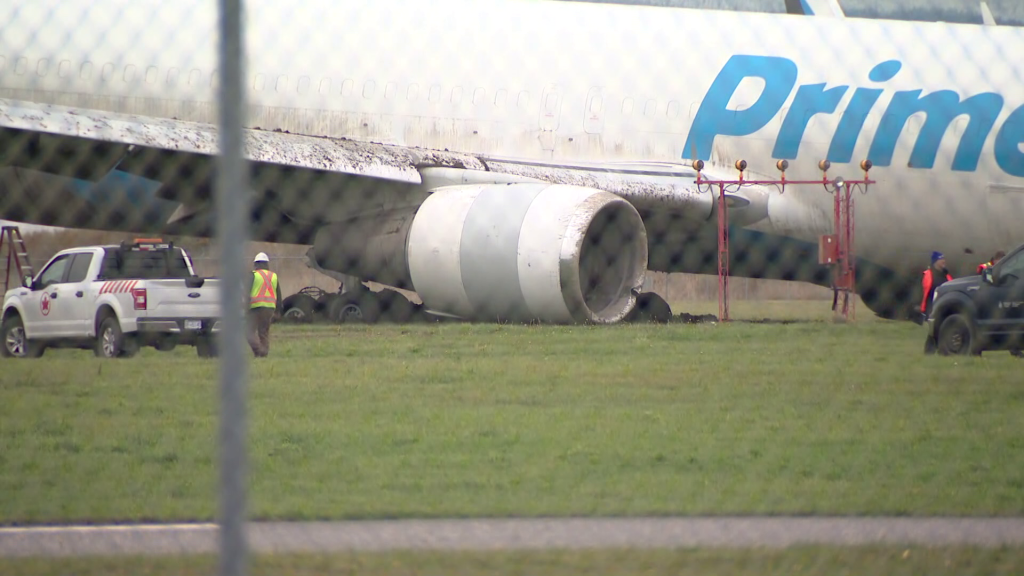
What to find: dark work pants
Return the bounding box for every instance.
[247,307,275,357]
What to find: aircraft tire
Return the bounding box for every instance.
[281,293,316,323]
[625,292,673,324]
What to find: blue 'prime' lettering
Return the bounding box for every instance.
[683,55,796,161]
[684,55,1024,177]
[868,90,1003,171]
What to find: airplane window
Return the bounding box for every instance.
[622,98,634,115]
[276,75,288,93]
[36,59,49,76]
[102,63,114,81]
[545,93,558,113]
[340,79,352,97]
[15,57,27,75]
[363,80,375,99]
[297,76,310,94]
[644,99,656,117]
[321,78,333,95]
[254,74,266,91]
[667,101,680,118]
[145,66,157,84]
[385,82,397,99]
[590,96,603,114]
[429,85,440,102]
[517,91,529,109]
[58,60,71,78]
[473,87,485,105]
[451,86,463,104]
[80,62,93,80]
[124,64,136,82]
[407,84,419,101]
[166,68,179,85]
[188,69,201,86]
[494,89,506,107]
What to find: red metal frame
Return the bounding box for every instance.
[694,160,873,322]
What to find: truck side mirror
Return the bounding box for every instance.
[22,275,33,289]
[982,267,994,285]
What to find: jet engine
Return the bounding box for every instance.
[310,183,649,324]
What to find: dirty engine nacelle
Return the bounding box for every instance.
[310,183,649,324]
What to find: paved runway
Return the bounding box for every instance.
[2,517,1024,557]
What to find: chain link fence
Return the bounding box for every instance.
[1,0,1023,573]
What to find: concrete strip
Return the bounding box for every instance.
[2,517,1024,557]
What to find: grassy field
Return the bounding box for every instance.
[1,301,1022,524]
[5,547,1024,576]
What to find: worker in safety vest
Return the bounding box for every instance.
[922,251,954,354]
[247,252,282,358]
[977,251,1005,275]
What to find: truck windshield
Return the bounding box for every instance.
[99,248,192,280]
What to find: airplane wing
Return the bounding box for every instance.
[0,97,761,245]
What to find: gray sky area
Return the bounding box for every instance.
[558,0,1024,25]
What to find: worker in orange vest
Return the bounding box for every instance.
[977,251,1005,275]
[922,251,954,354]
[247,252,282,357]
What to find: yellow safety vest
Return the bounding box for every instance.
[250,270,279,308]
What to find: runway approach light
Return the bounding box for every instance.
[776,160,789,172]
[818,159,831,172]
[735,159,747,172]
[833,177,846,191]
[860,159,873,172]
[693,159,704,172]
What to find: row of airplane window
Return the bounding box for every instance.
[1,55,689,119]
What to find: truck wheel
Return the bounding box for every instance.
[1,315,45,358]
[196,336,218,358]
[95,315,137,359]
[937,314,981,356]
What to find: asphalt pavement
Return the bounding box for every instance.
[2,517,1024,557]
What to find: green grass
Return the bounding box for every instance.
[5,547,1024,576]
[1,303,1022,524]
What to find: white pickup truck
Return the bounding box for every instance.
[2,239,221,358]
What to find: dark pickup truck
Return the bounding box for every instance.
[927,242,1024,356]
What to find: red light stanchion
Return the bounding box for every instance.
[693,158,873,323]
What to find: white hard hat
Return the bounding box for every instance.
[254,252,269,263]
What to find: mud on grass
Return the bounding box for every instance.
[1,316,1022,524]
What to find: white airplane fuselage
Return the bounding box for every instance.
[2,0,1024,312]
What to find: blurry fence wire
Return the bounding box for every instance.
[1,0,1024,570]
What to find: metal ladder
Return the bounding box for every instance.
[1,226,33,293]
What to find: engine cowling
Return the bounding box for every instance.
[310,183,649,324]
[408,183,648,323]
